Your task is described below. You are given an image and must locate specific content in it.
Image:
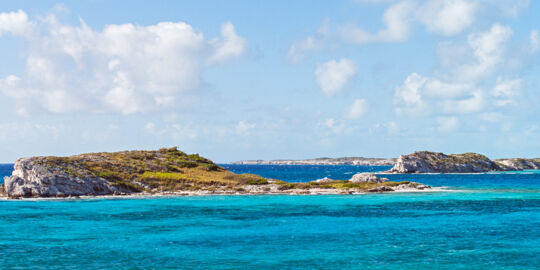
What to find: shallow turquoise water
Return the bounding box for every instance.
[1,164,539,269]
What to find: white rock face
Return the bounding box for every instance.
[3,158,118,198]
[495,159,540,170]
[349,173,388,183]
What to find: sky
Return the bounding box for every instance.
[0,0,539,163]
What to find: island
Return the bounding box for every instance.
[0,147,429,199]
[232,157,396,165]
[389,151,540,173]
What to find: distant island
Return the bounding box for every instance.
[234,151,540,173]
[389,151,540,173]
[231,157,396,166]
[0,147,429,199]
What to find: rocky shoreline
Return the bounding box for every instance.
[1,184,439,200]
[0,148,430,199]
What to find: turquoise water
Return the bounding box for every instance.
[1,164,539,269]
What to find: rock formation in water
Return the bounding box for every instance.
[495,158,540,171]
[389,151,540,173]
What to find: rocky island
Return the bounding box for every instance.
[389,151,540,173]
[0,147,429,199]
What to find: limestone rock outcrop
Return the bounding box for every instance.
[3,157,119,198]
[349,173,388,183]
[389,151,501,173]
[495,158,540,171]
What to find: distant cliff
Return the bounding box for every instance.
[232,157,396,166]
[389,151,540,173]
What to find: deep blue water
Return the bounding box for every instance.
[1,164,539,269]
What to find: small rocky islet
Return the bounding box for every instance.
[389,151,540,173]
[0,147,427,199]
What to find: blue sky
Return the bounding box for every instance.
[0,0,539,162]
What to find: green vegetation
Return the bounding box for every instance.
[31,147,412,194]
[34,147,233,192]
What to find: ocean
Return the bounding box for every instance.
[1,164,539,269]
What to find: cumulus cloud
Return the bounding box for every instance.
[394,23,517,118]
[344,99,368,119]
[289,0,527,62]
[459,23,512,80]
[0,9,34,37]
[417,0,477,36]
[341,1,414,44]
[315,58,357,95]
[0,10,247,115]
[342,0,477,45]
[207,22,247,64]
[491,77,521,107]
[393,73,427,115]
[394,72,478,115]
[492,77,521,98]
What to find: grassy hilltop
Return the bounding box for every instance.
[33,147,270,192]
[0,147,423,197]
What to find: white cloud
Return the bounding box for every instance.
[394,23,519,119]
[344,99,368,119]
[459,23,512,80]
[530,30,539,52]
[287,21,330,63]
[394,73,488,116]
[417,0,477,36]
[394,73,427,115]
[315,58,357,95]
[491,77,521,107]
[0,9,34,37]
[342,0,476,45]
[492,77,521,98]
[437,117,459,132]
[236,121,256,135]
[341,1,414,44]
[207,22,247,64]
[422,77,473,98]
[0,10,247,115]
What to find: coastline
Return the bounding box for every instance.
[0,186,449,201]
